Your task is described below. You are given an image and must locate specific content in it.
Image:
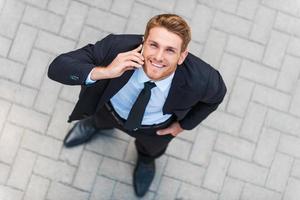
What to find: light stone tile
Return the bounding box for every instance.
[0,79,37,107]
[290,81,300,117]
[77,26,106,49]
[0,123,23,164]
[283,178,300,200]
[34,156,76,184]
[219,53,241,92]
[266,153,293,192]
[177,183,218,200]
[61,1,88,40]
[155,176,181,200]
[278,134,300,158]
[0,185,23,200]
[0,163,10,184]
[7,149,37,190]
[47,182,89,200]
[266,109,300,137]
[47,0,70,15]
[202,111,242,135]
[227,78,254,117]
[250,6,276,44]
[0,57,24,82]
[215,133,255,161]
[226,36,264,61]
[35,31,76,54]
[241,183,281,200]
[190,4,214,43]
[262,0,299,15]
[98,157,132,184]
[166,137,192,159]
[203,152,230,192]
[59,144,84,166]
[213,11,251,36]
[202,29,227,68]
[113,182,154,200]
[24,175,50,200]
[164,157,205,186]
[0,35,11,57]
[137,0,175,12]
[228,159,268,185]
[73,151,102,191]
[8,104,49,133]
[263,31,289,69]
[110,0,135,17]
[239,59,278,86]
[253,128,280,167]
[220,177,244,200]
[236,0,260,20]
[252,85,291,111]
[9,24,37,63]
[22,5,62,33]
[22,0,48,8]
[174,0,197,18]
[90,176,115,200]
[22,50,52,88]
[198,0,239,13]
[291,159,300,179]
[0,0,25,38]
[21,130,62,159]
[0,99,11,131]
[240,103,267,142]
[189,126,217,166]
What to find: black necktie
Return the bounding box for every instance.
[124,81,156,131]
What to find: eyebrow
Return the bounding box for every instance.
[148,40,178,51]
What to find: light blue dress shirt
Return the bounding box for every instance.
[86,68,173,125]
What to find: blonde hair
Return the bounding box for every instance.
[144,14,191,52]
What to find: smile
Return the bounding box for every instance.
[150,60,165,68]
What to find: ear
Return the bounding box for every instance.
[177,49,188,65]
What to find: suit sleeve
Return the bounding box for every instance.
[47,34,114,85]
[179,69,227,130]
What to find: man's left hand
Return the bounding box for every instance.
[156,122,183,137]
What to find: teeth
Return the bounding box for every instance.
[151,61,163,68]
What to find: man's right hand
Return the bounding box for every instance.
[90,44,144,80]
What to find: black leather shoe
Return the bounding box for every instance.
[133,158,155,197]
[64,117,98,147]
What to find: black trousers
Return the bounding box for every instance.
[91,103,175,163]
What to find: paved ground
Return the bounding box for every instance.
[1,0,300,199]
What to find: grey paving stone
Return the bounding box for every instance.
[174,0,197,18]
[47,182,89,200]
[203,152,230,192]
[219,177,244,200]
[236,0,260,20]
[61,1,88,40]
[253,128,280,167]
[189,126,217,166]
[34,156,76,184]
[284,178,300,200]
[23,175,50,200]
[262,0,299,16]
[137,0,176,12]
[0,185,23,200]
[263,31,289,69]
[0,35,11,57]
[73,151,102,191]
[0,57,24,82]
[9,24,37,63]
[47,0,70,15]
[290,81,300,117]
[202,29,227,68]
[90,176,115,200]
[0,123,23,164]
[22,0,48,8]
[266,153,293,192]
[164,157,205,186]
[22,50,52,89]
[59,145,84,166]
[0,0,25,38]
[21,129,62,159]
[228,159,268,185]
[7,149,37,190]
[0,99,10,132]
[240,103,267,142]
[287,37,300,58]
[215,133,255,161]
[166,137,192,160]
[22,5,63,33]
[8,104,50,133]
[227,78,254,117]
[199,0,239,13]
[0,163,10,184]
[241,183,281,200]
[112,182,155,200]
[177,183,218,200]
[110,0,135,17]
[154,176,181,200]
[0,79,37,107]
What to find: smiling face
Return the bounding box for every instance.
[142,27,188,81]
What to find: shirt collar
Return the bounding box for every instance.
[136,67,174,92]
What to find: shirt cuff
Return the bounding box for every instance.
[85,70,97,85]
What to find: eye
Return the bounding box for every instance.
[166,48,175,53]
[150,43,157,48]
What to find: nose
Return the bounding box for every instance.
[154,49,164,62]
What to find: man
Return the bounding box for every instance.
[48,14,226,197]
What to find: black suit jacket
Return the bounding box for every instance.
[48,34,227,130]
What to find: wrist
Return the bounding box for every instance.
[90,66,110,80]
